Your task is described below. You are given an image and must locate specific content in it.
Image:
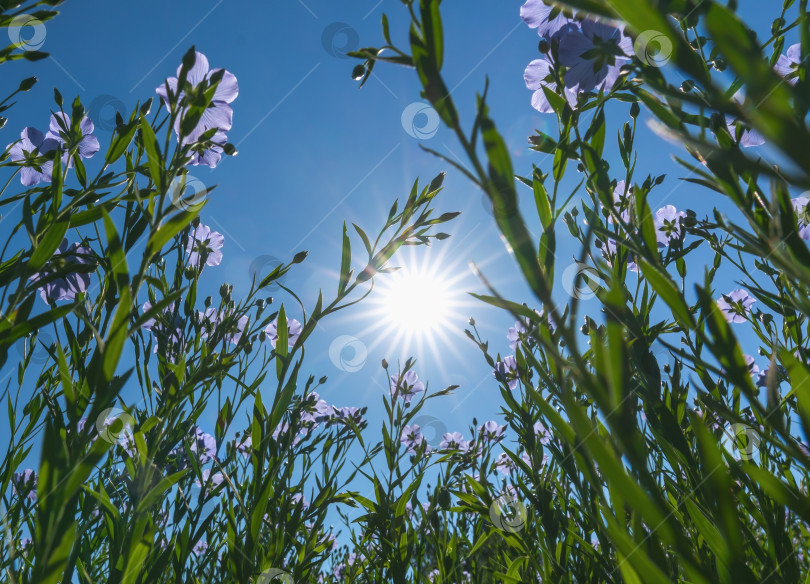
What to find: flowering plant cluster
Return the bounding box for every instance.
[4,0,810,582]
[0,5,458,578]
[345,0,810,581]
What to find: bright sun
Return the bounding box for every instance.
[380,266,453,335]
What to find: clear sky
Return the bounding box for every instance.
[0,0,781,533]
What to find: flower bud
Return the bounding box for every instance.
[18,77,37,92]
[538,39,550,54]
[140,98,152,116]
[382,358,388,369]
[630,102,640,118]
[352,64,366,80]
[438,488,451,510]
[181,46,197,74]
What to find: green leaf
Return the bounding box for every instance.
[145,203,204,259]
[139,116,163,189]
[56,344,75,405]
[541,86,568,116]
[638,259,693,329]
[101,210,132,381]
[529,131,558,154]
[275,305,288,381]
[106,119,137,165]
[705,3,810,173]
[28,219,68,270]
[419,0,444,70]
[138,470,188,511]
[73,156,86,188]
[683,498,730,574]
[338,222,352,296]
[480,112,551,306]
[0,304,75,349]
[410,22,458,128]
[587,108,606,159]
[635,189,659,256]
[352,223,373,257]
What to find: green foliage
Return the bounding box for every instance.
[5,0,810,582]
[342,0,810,581]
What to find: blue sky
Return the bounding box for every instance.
[1,0,784,535]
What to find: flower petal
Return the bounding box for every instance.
[212,69,239,103]
[524,59,553,90]
[530,88,555,113]
[183,51,210,86]
[79,135,100,159]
